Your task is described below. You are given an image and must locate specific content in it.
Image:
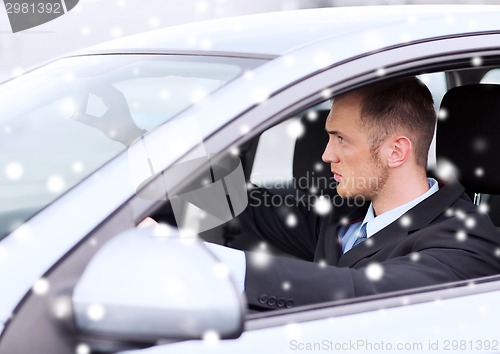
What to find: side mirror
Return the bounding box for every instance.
[71,225,245,346]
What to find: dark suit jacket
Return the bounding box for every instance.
[237,181,500,310]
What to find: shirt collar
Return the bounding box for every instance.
[361,178,439,238]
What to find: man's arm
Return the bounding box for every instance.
[232,185,330,260]
[244,211,500,310]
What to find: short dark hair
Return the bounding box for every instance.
[337,77,436,168]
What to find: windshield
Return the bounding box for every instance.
[0,54,266,240]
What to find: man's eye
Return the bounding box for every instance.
[337,135,345,143]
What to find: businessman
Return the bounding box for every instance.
[207,77,500,310]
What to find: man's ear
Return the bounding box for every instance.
[386,136,412,168]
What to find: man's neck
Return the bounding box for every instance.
[371,173,430,216]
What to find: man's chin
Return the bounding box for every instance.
[336,187,365,200]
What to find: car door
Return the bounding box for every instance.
[3,31,500,353]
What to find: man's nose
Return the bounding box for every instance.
[322,139,338,163]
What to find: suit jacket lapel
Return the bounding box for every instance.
[337,181,465,268]
[314,202,369,265]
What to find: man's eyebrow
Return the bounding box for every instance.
[325,129,341,135]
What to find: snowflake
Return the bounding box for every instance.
[68,162,83,176]
[243,70,254,80]
[307,110,318,121]
[471,56,483,67]
[75,343,91,354]
[239,124,251,135]
[473,138,487,153]
[399,215,412,227]
[52,297,72,319]
[286,120,305,139]
[410,252,420,262]
[5,161,24,181]
[317,259,327,269]
[203,330,220,347]
[314,163,324,172]
[86,304,106,322]
[321,88,332,99]
[282,281,291,291]
[455,209,466,220]
[401,297,410,305]
[475,167,484,177]
[478,204,489,214]
[33,278,50,296]
[436,159,458,181]
[250,251,271,268]
[456,230,467,242]
[229,146,240,156]
[286,214,298,228]
[313,196,331,215]
[465,217,476,229]
[438,108,448,121]
[365,263,384,281]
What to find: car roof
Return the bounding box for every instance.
[86,5,500,58]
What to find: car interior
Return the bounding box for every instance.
[143,65,500,317]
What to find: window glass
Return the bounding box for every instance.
[0,55,265,240]
[481,68,500,84]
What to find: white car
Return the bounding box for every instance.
[1,5,500,354]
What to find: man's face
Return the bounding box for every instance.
[322,94,389,199]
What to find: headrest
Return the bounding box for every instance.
[293,110,337,197]
[437,84,500,194]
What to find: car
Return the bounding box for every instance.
[2,4,500,353]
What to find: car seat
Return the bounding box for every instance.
[436,84,500,225]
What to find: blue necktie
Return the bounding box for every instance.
[351,223,368,249]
